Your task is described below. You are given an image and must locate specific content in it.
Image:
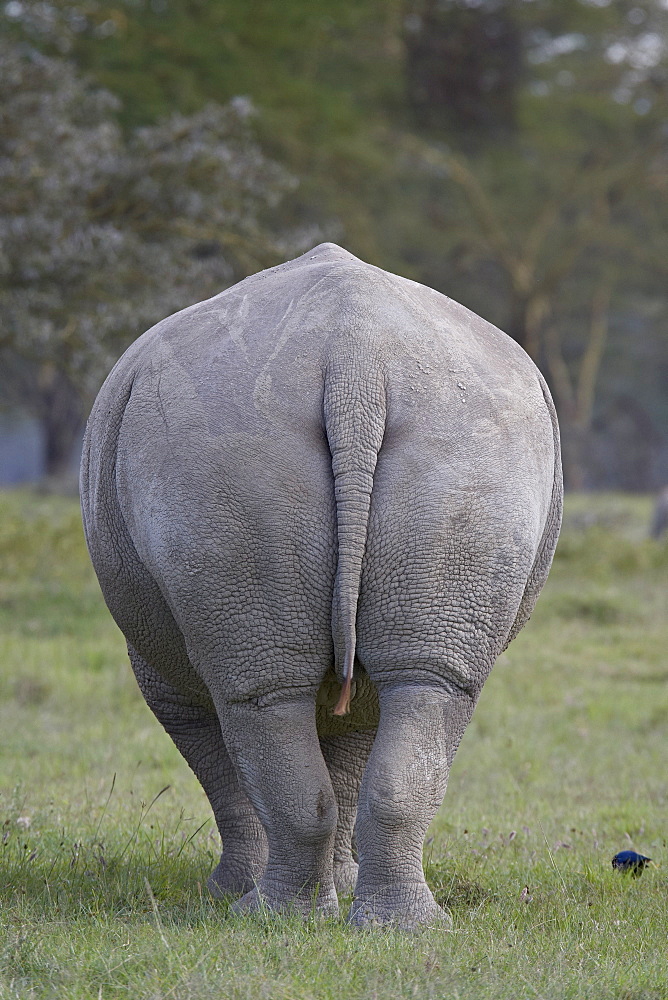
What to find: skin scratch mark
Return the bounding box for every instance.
[252,297,297,421]
[155,366,177,461]
[225,294,251,358]
[253,370,273,420]
[267,297,296,362]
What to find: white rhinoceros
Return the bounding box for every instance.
[81,242,562,928]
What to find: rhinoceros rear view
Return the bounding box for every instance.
[81,242,562,928]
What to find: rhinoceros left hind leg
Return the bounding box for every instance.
[128,646,268,897]
[216,696,340,919]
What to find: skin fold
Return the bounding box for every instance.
[81,242,562,929]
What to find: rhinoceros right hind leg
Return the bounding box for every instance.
[350,684,473,930]
[128,646,268,897]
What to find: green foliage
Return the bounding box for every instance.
[0,40,298,385]
[1,489,667,997]
[0,34,308,475]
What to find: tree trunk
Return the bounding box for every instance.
[559,422,590,492]
[543,280,611,492]
[507,291,547,361]
[36,364,84,479]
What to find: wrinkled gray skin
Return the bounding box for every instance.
[81,243,562,929]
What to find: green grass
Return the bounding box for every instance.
[1,489,667,999]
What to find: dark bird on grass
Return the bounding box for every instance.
[612,850,652,876]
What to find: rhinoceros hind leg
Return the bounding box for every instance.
[128,646,268,897]
[350,683,473,930]
[319,730,375,895]
[216,694,340,919]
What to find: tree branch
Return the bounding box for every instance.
[575,277,612,429]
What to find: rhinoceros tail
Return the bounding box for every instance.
[323,348,387,716]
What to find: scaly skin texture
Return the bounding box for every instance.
[81,242,562,929]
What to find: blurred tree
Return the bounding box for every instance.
[398,0,668,488]
[402,128,666,488]
[404,0,523,136]
[0,39,305,478]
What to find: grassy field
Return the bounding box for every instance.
[1,489,667,999]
